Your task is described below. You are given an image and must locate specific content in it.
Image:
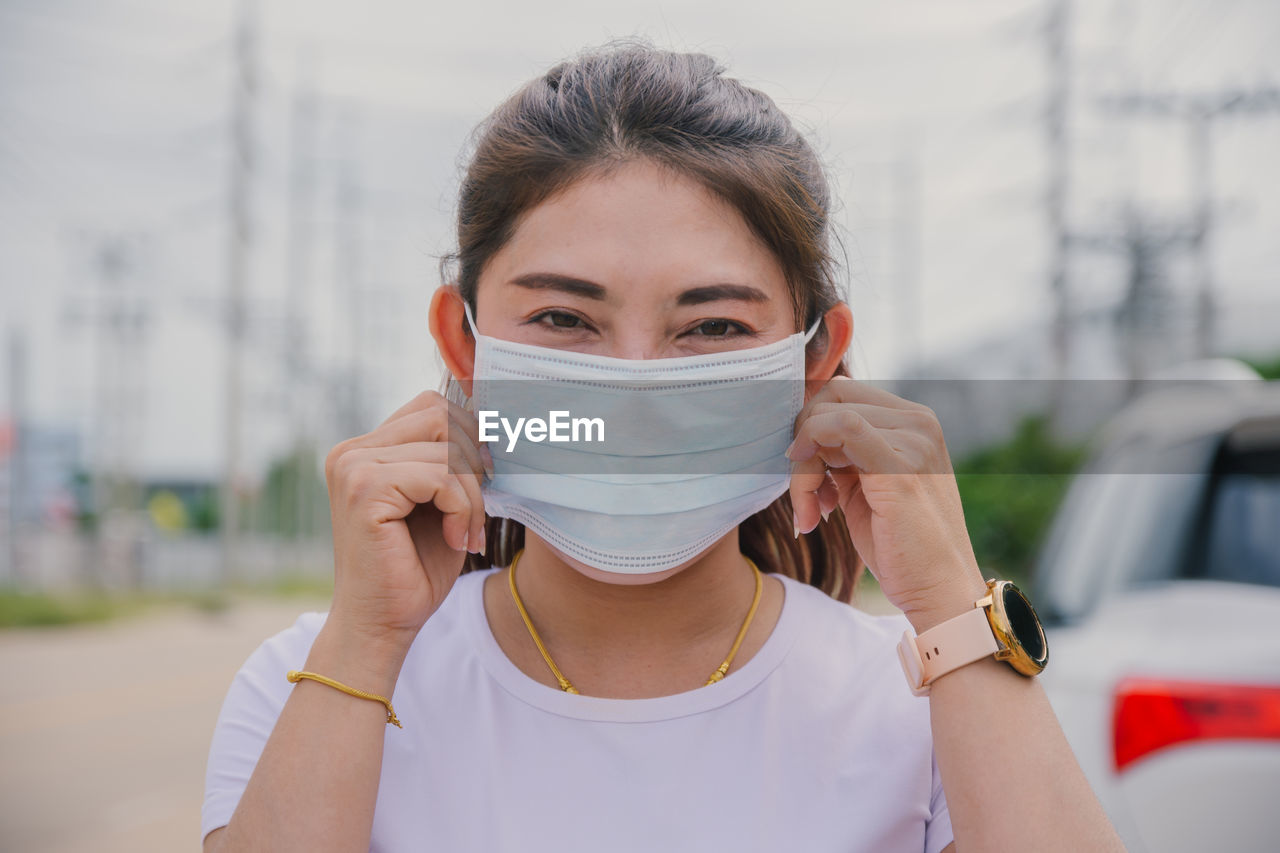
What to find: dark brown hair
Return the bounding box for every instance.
[438,37,864,604]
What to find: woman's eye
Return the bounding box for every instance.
[693,319,744,337]
[530,311,587,330]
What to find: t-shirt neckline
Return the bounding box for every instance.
[465,566,803,722]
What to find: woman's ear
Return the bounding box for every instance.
[804,302,854,384]
[428,284,476,397]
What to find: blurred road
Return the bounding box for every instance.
[0,595,330,853]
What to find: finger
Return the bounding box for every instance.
[838,476,876,573]
[362,404,494,477]
[366,439,486,482]
[452,406,496,477]
[358,443,488,554]
[444,459,487,557]
[787,403,915,534]
[443,399,485,457]
[816,471,840,520]
[788,458,851,534]
[355,461,478,553]
[423,468,486,556]
[788,452,829,535]
[359,404,449,448]
[787,409,907,473]
[802,400,925,432]
[377,393,484,452]
[797,376,927,434]
[829,466,861,497]
[447,433,489,481]
[789,402,932,470]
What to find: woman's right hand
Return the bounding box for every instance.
[321,389,493,657]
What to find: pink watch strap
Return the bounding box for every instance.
[897,605,1000,696]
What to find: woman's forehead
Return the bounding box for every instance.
[479,160,790,305]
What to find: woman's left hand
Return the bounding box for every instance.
[787,375,988,633]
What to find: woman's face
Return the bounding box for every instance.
[443,157,824,585]
[472,158,797,357]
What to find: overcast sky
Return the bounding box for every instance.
[2,0,1277,481]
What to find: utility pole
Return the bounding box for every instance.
[1098,87,1280,358]
[1070,207,1197,391]
[62,234,151,588]
[1045,0,1072,423]
[3,326,26,585]
[221,0,256,585]
[333,107,366,441]
[286,51,318,564]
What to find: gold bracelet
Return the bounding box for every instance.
[286,670,402,728]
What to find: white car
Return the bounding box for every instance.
[1032,373,1280,853]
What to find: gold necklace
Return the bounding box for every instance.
[506,548,764,695]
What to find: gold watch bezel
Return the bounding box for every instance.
[976,578,1049,677]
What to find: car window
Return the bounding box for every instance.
[1033,471,1131,621]
[1189,467,1280,588]
[1033,436,1216,624]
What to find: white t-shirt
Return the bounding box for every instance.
[203,568,954,852]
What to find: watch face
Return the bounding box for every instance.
[1001,583,1047,664]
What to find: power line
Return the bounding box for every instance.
[1045,0,1073,424]
[1098,85,1280,357]
[1069,204,1199,387]
[60,232,153,588]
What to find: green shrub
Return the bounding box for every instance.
[953,415,1087,587]
[0,589,121,628]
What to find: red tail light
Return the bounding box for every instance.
[1112,677,1280,772]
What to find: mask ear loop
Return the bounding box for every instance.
[802,314,824,345]
[459,300,483,414]
[462,299,480,338]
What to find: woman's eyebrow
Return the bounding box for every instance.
[508,272,609,300]
[507,274,767,306]
[677,283,769,305]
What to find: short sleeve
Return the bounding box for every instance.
[924,745,955,853]
[201,611,328,844]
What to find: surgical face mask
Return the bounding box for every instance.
[463,302,822,575]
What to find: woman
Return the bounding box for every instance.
[202,39,1125,852]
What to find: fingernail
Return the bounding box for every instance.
[784,439,796,459]
[793,523,800,539]
[481,446,495,478]
[460,531,470,553]
[821,508,831,522]
[478,528,487,557]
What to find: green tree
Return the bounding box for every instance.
[248,443,330,538]
[1240,352,1280,380]
[953,415,1087,588]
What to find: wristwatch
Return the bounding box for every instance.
[897,578,1049,696]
